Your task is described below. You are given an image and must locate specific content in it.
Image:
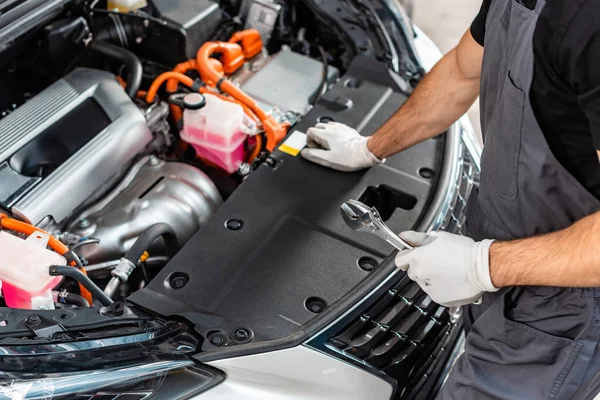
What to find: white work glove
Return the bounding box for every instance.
[300,122,383,172]
[395,231,499,307]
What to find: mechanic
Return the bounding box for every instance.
[301,0,600,399]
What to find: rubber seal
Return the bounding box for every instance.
[216,77,226,91]
[191,79,204,93]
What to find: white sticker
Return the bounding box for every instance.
[278,131,308,156]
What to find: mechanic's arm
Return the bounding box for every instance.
[490,211,600,288]
[395,211,600,308]
[301,29,483,171]
[368,29,483,158]
[394,212,600,307]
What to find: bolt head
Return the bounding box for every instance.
[358,257,378,272]
[148,156,161,166]
[209,334,226,346]
[77,219,91,229]
[232,328,253,344]
[225,219,243,231]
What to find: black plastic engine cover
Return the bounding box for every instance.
[146,0,222,64]
[128,58,445,358]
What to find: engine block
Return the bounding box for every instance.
[0,68,153,225]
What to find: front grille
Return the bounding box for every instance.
[322,136,477,398]
[328,273,461,399]
[441,143,478,234]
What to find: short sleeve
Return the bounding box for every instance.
[558,2,600,149]
[470,0,492,46]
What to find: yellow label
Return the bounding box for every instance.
[278,131,307,157]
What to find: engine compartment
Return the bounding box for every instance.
[0,4,479,396]
[0,0,448,348]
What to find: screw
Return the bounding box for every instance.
[358,257,378,272]
[225,219,243,231]
[238,163,252,176]
[170,274,189,289]
[305,297,327,314]
[26,315,41,326]
[419,168,434,179]
[77,219,91,229]
[233,328,253,343]
[209,333,226,346]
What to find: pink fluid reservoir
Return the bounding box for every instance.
[0,231,65,309]
[181,93,249,173]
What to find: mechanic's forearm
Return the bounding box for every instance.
[368,48,480,159]
[489,211,600,288]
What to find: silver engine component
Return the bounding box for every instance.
[242,0,281,44]
[239,47,339,115]
[0,68,153,225]
[68,156,223,264]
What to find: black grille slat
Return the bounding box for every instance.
[331,315,371,346]
[403,328,455,400]
[368,333,407,368]
[348,323,391,357]
[365,290,400,319]
[393,308,428,338]
[413,318,444,348]
[432,307,450,325]
[415,295,437,316]
[327,273,460,399]
[397,281,421,302]
[376,298,412,327]
[383,341,422,379]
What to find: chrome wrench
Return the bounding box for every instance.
[340,199,414,251]
[340,199,461,321]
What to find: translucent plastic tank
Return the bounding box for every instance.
[107,0,147,12]
[0,232,66,309]
[181,93,249,174]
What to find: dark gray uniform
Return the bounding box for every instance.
[438,0,600,398]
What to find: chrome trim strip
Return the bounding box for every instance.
[416,122,462,232]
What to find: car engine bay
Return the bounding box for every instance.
[0,0,427,310]
[0,0,473,398]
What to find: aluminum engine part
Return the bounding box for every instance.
[68,157,223,265]
[0,68,153,225]
[242,0,281,44]
[240,47,339,115]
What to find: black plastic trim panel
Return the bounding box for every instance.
[129,56,447,361]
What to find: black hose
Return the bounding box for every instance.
[49,266,113,307]
[124,223,179,265]
[54,291,91,308]
[88,40,142,98]
[70,238,100,252]
[311,46,329,106]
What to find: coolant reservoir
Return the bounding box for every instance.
[181,93,249,174]
[0,231,66,310]
[107,0,147,12]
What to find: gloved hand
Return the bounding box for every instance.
[300,122,382,172]
[395,231,498,307]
